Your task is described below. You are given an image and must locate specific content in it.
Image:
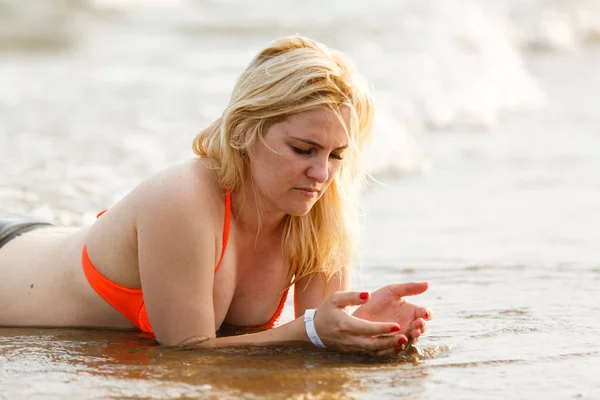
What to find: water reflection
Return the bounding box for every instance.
[0,328,434,399]
[2,1,600,399]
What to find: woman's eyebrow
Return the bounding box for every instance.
[290,137,349,151]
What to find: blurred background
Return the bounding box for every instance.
[1,1,599,399]
[1,0,598,266]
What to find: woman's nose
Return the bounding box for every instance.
[307,157,329,183]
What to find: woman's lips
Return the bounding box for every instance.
[295,188,320,198]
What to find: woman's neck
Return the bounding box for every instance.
[230,184,286,237]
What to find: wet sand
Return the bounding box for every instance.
[1,2,600,399]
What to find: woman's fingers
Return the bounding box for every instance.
[416,306,432,320]
[316,290,431,354]
[315,295,401,349]
[344,315,402,336]
[410,328,422,341]
[330,291,371,308]
[374,342,421,358]
[407,318,427,341]
[410,318,427,333]
[402,318,426,344]
[342,314,425,342]
[384,282,429,298]
[344,334,409,352]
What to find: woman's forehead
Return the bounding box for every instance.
[279,108,350,144]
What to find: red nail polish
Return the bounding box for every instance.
[390,326,400,332]
[424,311,430,319]
[359,292,369,300]
[398,337,408,345]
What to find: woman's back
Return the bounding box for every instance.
[0,158,290,333]
[0,224,117,327]
[0,160,221,329]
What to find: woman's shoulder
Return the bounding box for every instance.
[127,158,225,223]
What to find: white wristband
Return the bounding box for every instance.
[304,309,326,348]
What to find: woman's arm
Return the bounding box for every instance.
[294,267,431,348]
[194,290,405,353]
[293,270,349,318]
[135,172,222,346]
[352,282,431,342]
[134,173,404,352]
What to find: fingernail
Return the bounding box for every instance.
[424,311,430,319]
[398,337,408,345]
[390,326,400,332]
[359,292,369,300]
[394,346,404,352]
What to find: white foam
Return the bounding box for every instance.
[498,0,600,51]
[347,1,545,175]
[2,0,589,179]
[363,107,428,177]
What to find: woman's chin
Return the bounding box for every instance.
[286,209,311,217]
[284,202,315,217]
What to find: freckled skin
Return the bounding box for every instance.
[249,108,351,217]
[0,107,431,348]
[0,109,354,331]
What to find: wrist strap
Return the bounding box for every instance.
[304,309,326,348]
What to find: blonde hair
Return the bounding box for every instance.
[192,36,374,289]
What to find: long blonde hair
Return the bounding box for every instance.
[192,36,374,288]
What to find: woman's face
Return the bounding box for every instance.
[249,108,350,216]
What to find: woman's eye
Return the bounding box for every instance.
[293,147,312,155]
[293,146,344,160]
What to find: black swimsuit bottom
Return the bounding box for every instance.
[0,213,53,250]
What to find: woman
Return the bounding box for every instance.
[0,36,430,354]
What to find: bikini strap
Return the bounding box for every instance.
[214,191,231,272]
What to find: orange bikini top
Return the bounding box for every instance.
[82,192,288,334]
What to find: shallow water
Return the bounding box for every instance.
[0,328,437,399]
[1,1,600,399]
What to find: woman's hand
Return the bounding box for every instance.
[352,282,432,347]
[312,291,410,353]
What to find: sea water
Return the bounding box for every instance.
[1,1,599,399]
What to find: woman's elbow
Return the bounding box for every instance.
[157,334,215,348]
